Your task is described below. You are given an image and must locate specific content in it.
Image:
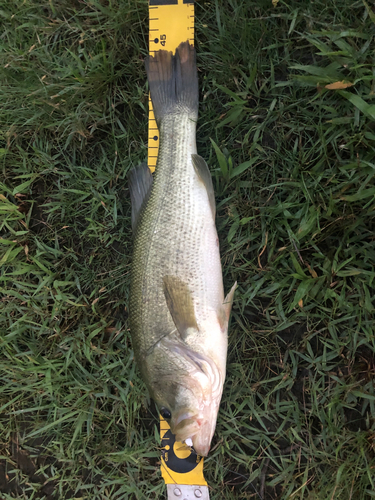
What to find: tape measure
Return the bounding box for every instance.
[148,0,195,172]
[147,1,209,498]
[160,415,207,486]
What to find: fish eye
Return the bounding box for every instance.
[160,407,171,419]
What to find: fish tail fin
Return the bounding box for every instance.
[145,41,198,124]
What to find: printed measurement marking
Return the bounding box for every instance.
[149,0,178,5]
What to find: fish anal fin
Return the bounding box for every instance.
[163,275,199,340]
[191,154,216,219]
[129,162,153,230]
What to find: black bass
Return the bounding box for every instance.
[129,41,236,457]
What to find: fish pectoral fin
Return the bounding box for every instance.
[129,162,153,230]
[222,281,237,324]
[191,154,216,219]
[163,275,199,340]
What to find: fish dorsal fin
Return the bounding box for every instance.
[218,281,237,330]
[129,162,153,230]
[191,154,216,219]
[163,275,199,340]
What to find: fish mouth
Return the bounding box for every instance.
[171,403,220,457]
[190,418,215,457]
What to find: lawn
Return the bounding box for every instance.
[1,0,375,498]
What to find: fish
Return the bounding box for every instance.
[129,41,236,457]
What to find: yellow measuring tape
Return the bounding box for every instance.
[160,415,207,487]
[148,0,195,172]
[147,1,209,497]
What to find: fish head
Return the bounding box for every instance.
[153,341,224,457]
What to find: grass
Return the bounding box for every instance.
[0,0,374,498]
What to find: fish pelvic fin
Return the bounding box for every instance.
[218,281,237,330]
[129,162,153,230]
[145,41,198,124]
[162,275,199,340]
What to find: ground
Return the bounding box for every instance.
[0,0,375,499]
